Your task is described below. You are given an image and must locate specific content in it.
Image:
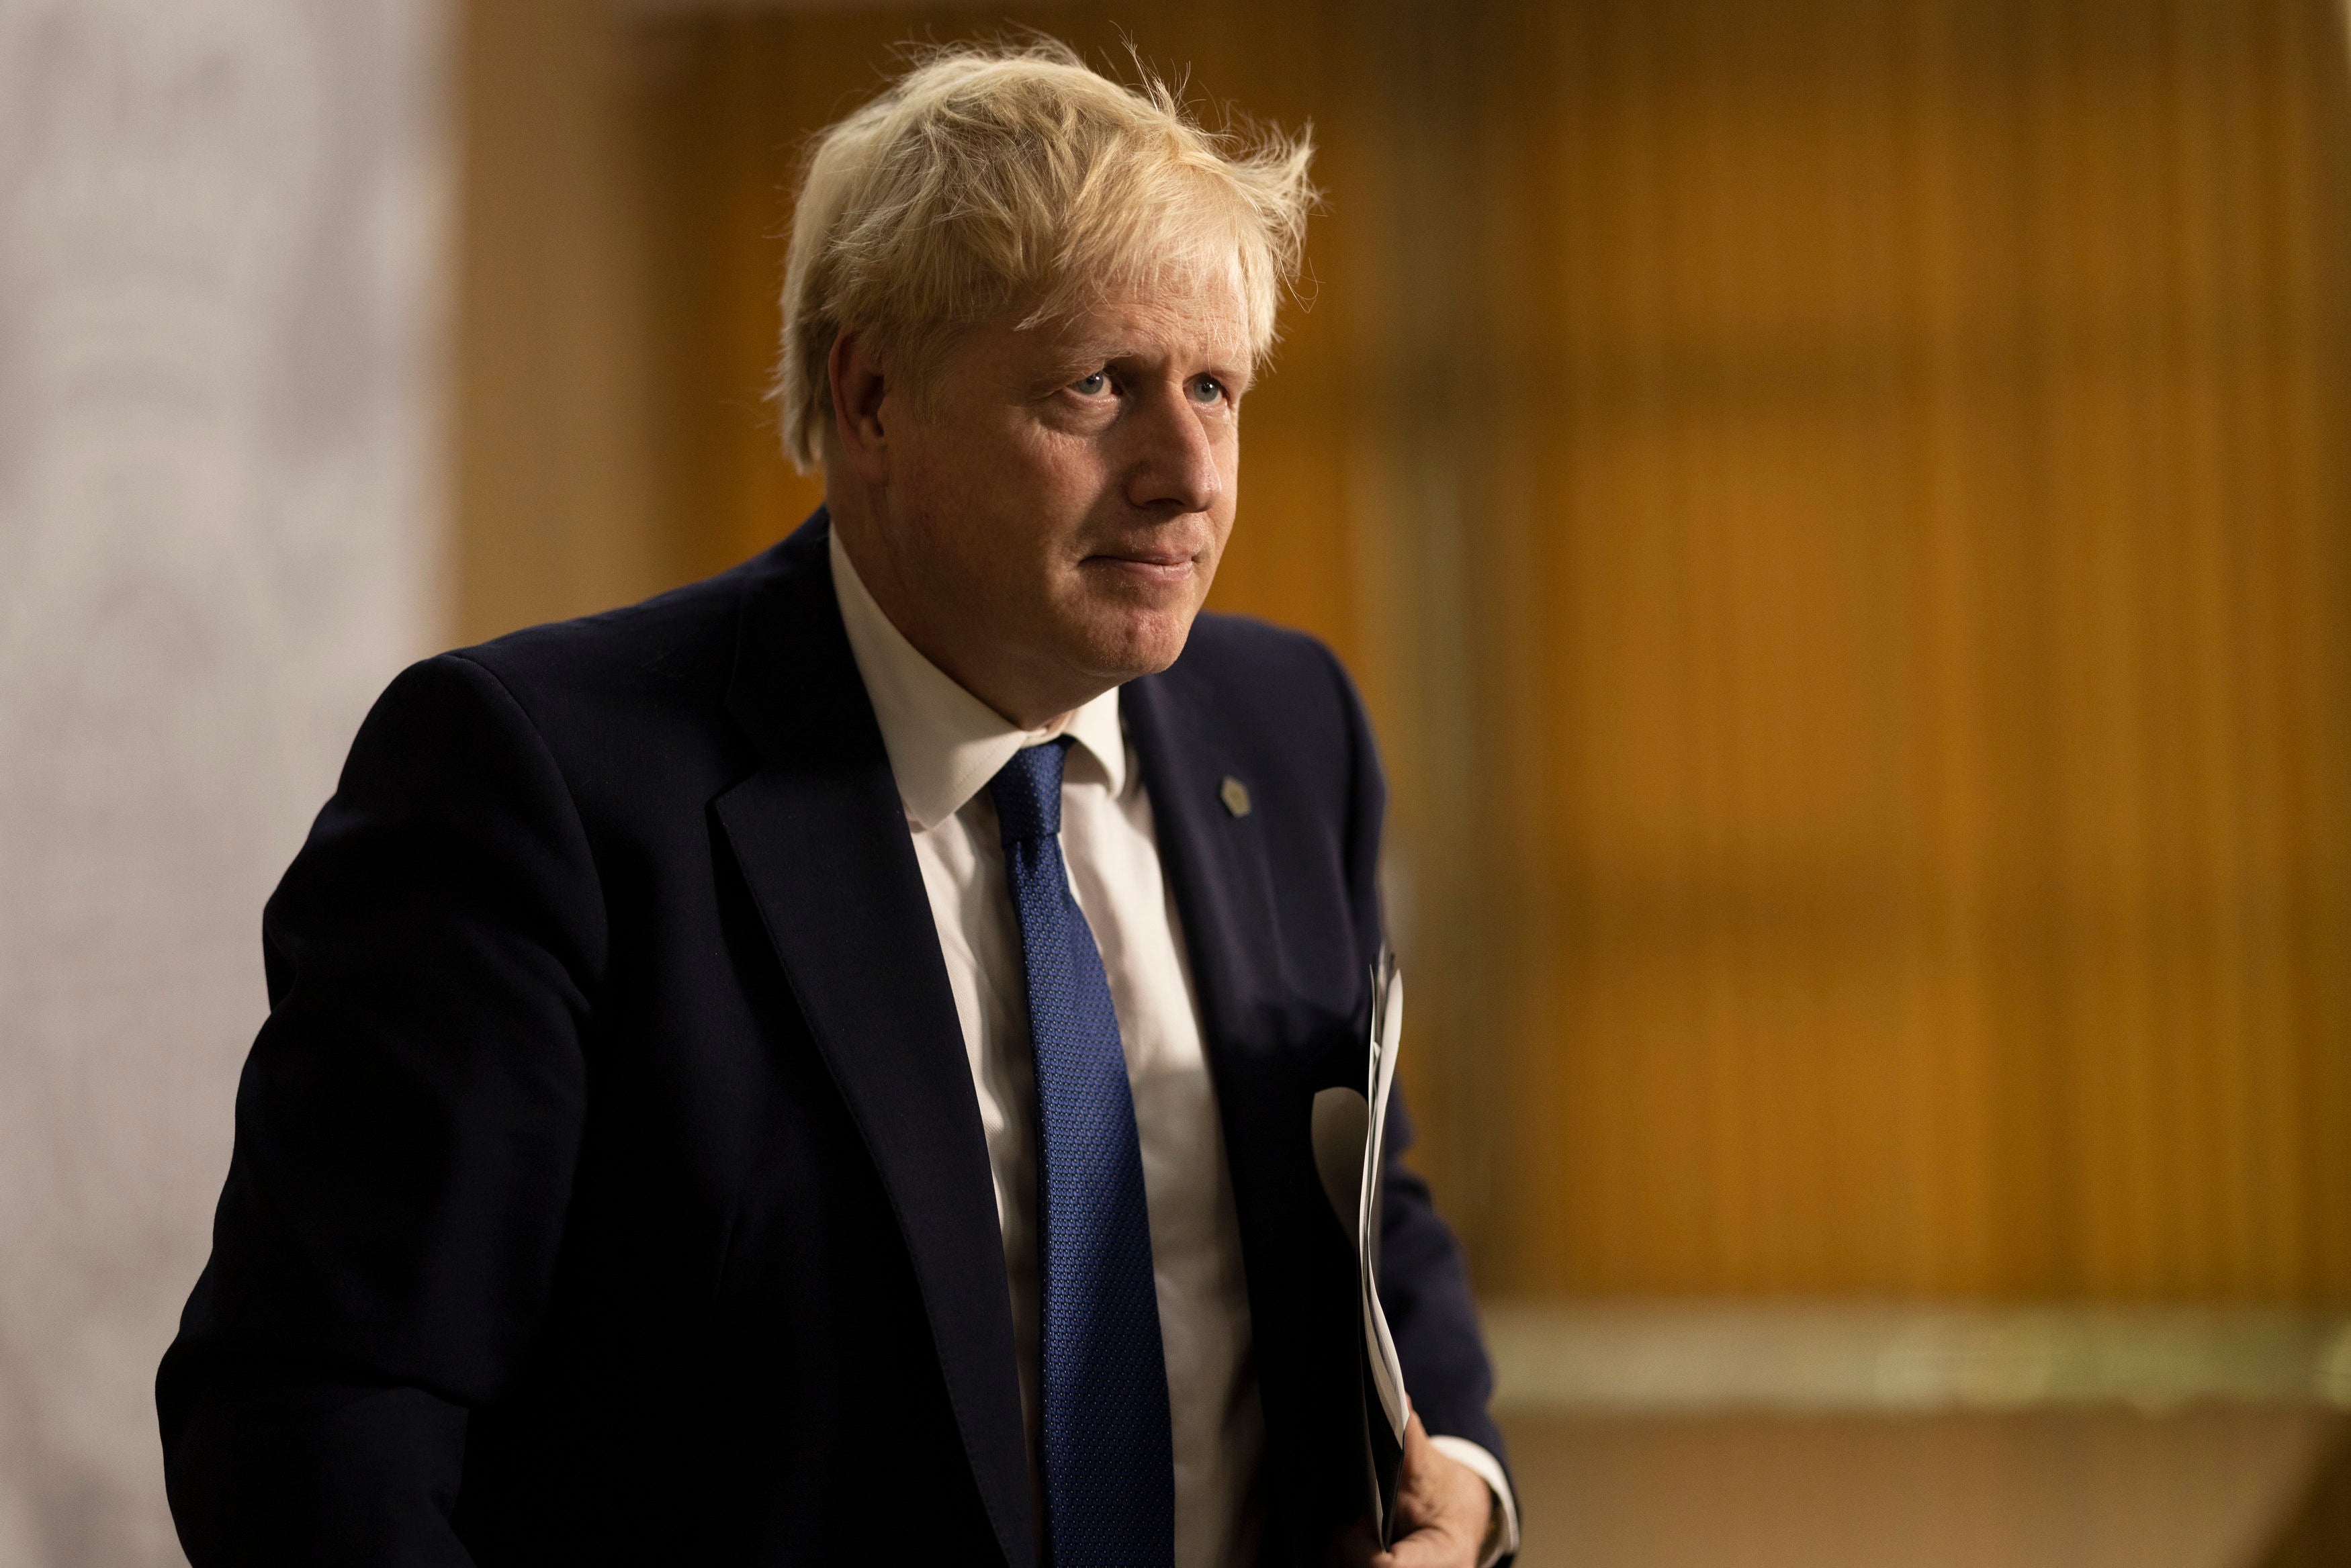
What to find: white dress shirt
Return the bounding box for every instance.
[828,528,1517,1567]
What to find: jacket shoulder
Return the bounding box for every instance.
[450,555,765,716]
[402,541,809,809]
[1159,610,1365,736]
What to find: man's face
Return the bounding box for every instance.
[857,262,1252,725]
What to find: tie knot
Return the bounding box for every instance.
[988,739,1071,845]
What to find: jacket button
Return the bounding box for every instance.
[1220,776,1251,818]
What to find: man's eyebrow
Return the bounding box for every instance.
[1050,341,1252,373]
[1020,352,1112,396]
[1040,336,1140,369]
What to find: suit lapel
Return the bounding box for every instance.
[1120,673,1270,1076]
[1120,669,1306,1279]
[1126,668,1369,1563]
[713,514,1032,1568]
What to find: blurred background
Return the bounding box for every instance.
[6,0,2351,1563]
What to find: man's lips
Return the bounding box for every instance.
[1084,547,1200,581]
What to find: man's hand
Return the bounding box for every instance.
[1370,1412,1499,1568]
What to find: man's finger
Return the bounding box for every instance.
[1372,1523,1476,1568]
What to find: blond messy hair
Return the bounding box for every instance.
[772,38,1318,471]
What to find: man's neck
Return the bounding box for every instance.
[826,502,1085,733]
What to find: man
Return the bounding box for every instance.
[160,41,1517,1568]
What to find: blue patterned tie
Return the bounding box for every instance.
[989,740,1176,1568]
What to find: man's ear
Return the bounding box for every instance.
[828,330,891,488]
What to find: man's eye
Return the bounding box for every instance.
[1189,375,1227,404]
[1073,371,1110,396]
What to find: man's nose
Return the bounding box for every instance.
[1124,386,1223,515]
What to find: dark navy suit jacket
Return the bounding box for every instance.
[158,512,1507,1566]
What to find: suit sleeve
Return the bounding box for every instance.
[1315,643,1518,1522]
[157,652,604,1567]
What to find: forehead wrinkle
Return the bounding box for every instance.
[1030,291,1252,374]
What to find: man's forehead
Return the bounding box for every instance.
[1024,265,1251,363]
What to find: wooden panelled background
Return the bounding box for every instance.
[455,0,2351,1304]
[1478,0,2351,1301]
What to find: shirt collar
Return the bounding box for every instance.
[829,524,1126,833]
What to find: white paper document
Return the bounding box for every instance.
[1308,949,1411,1545]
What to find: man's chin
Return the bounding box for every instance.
[1064,606,1200,685]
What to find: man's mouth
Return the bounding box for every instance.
[1082,540,1202,585]
[1091,549,1194,569]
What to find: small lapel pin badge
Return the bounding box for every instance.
[1219,776,1252,819]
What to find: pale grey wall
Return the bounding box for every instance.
[0,1,442,1561]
